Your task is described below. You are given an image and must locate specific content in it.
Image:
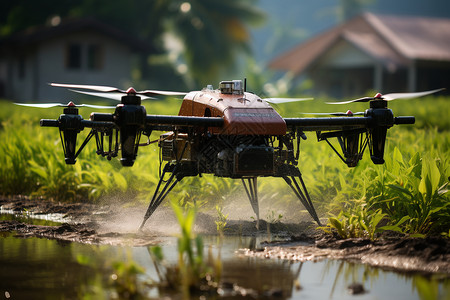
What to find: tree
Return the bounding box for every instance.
[165,0,265,86]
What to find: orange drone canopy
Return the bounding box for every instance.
[178,80,287,135]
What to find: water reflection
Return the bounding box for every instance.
[219,259,302,298]
[0,233,111,299]
[0,212,63,226]
[0,233,448,299]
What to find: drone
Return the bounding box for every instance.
[17,80,443,229]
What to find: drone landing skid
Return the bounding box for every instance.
[283,175,321,226]
[242,177,260,229]
[139,165,322,231]
[138,163,184,231]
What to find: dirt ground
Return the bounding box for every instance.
[1,195,449,275]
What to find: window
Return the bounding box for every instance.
[65,43,103,70]
[66,44,82,69]
[87,44,103,70]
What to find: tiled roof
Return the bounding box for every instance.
[269,13,450,75]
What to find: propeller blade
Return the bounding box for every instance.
[264,97,313,104]
[302,111,365,116]
[69,89,153,101]
[139,89,187,97]
[50,83,123,93]
[14,102,116,109]
[77,104,117,109]
[327,88,445,104]
[14,103,66,108]
[52,82,187,97]
[382,88,445,101]
[326,97,374,105]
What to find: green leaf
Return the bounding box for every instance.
[419,156,440,197]
[438,182,449,195]
[150,246,164,262]
[328,217,346,238]
[113,172,128,191]
[371,209,386,228]
[379,225,403,232]
[387,184,413,198]
[408,152,422,178]
[409,233,426,238]
[393,147,404,165]
[195,236,203,261]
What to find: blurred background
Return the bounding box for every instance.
[1,0,449,102]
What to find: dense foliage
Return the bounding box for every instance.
[0,96,449,237]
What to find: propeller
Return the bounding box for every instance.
[327,88,445,104]
[14,101,116,109]
[68,89,152,101]
[263,97,313,104]
[302,110,364,116]
[50,83,188,98]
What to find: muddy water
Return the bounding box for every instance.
[1,230,449,300]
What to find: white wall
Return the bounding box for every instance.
[7,30,135,102]
[318,39,374,68]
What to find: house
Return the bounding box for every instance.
[269,13,450,98]
[0,17,152,102]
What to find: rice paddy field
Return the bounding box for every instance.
[0,95,449,238]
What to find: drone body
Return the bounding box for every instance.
[28,80,437,229]
[179,82,286,136]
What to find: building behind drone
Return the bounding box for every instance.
[0,17,152,102]
[269,13,450,98]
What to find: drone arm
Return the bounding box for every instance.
[145,115,224,127]
[394,116,415,125]
[284,117,370,131]
[40,118,116,129]
[90,113,225,127]
[40,115,117,164]
[285,114,414,167]
[284,115,415,130]
[40,119,60,127]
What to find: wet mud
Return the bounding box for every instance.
[1,195,449,275]
[0,195,160,246]
[249,235,450,274]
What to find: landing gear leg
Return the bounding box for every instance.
[242,177,260,229]
[283,175,321,226]
[139,163,183,231]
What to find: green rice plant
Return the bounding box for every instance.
[441,229,450,239]
[28,152,81,201]
[365,148,449,235]
[320,203,386,240]
[0,124,36,195]
[215,205,229,235]
[266,210,283,224]
[76,160,129,201]
[148,200,222,298]
[171,200,207,293]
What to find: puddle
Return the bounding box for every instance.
[0,211,63,226]
[0,234,448,299]
[0,207,70,226]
